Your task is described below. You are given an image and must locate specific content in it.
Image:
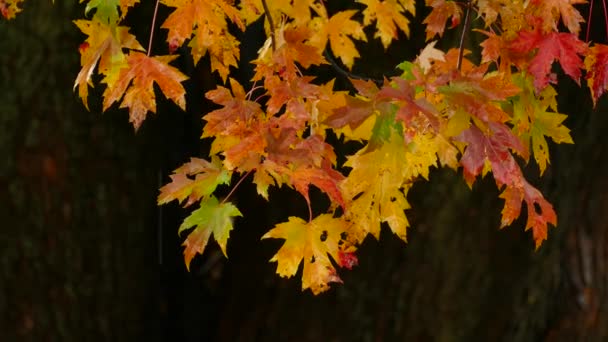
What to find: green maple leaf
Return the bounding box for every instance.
[179,196,242,270]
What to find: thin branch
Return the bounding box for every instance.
[147,0,161,56]
[221,170,253,204]
[261,0,276,52]
[602,0,608,41]
[587,0,594,42]
[457,0,472,71]
[323,49,384,85]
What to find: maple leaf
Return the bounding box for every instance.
[510,73,573,174]
[161,0,244,81]
[73,19,144,109]
[510,28,587,92]
[309,10,367,69]
[102,52,188,130]
[179,196,242,270]
[476,0,503,26]
[238,0,263,25]
[254,23,326,81]
[416,41,445,73]
[378,77,440,131]
[222,126,266,170]
[324,79,393,133]
[477,30,531,77]
[341,130,411,242]
[423,0,462,41]
[438,67,520,124]
[84,0,120,24]
[292,0,327,26]
[360,0,415,48]
[499,180,557,249]
[459,124,557,247]
[119,0,139,19]
[530,0,586,35]
[585,43,608,105]
[325,95,376,131]
[291,162,345,210]
[262,214,353,294]
[203,80,269,172]
[158,156,232,206]
[203,79,263,141]
[0,0,24,19]
[458,123,525,187]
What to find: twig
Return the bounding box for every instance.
[602,0,608,41]
[221,170,253,204]
[147,0,161,56]
[587,0,594,42]
[457,0,472,71]
[323,49,384,85]
[261,0,276,52]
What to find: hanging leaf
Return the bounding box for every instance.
[179,196,242,270]
[263,214,353,294]
[102,52,188,130]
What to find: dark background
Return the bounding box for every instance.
[2,1,608,341]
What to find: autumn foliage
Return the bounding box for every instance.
[4,0,606,294]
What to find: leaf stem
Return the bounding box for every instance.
[147,0,161,56]
[261,0,276,52]
[457,0,472,71]
[222,170,253,204]
[307,201,312,223]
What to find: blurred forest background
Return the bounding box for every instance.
[2,1,608,341]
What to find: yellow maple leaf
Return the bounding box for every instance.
[309,10,367,69]
[119,0,139,18]
[360,0,415,48]
[262,214,350,294]
[510,73,573,175]
[341,131,411,242]
[403,133,440,181]
[73,19,144,109]
[102,52,188,130]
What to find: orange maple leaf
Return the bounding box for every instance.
[103,52,188,130]
[73,19,144,109]
[161,0,244,81]
[255,24,326,81]
[530,0,586,35]
[423,0,462,41]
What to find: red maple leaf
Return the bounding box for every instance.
[585,43,608,105]
[510,28,587,92]
[458,123,525,187]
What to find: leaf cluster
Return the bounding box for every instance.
[4,0,605,294]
